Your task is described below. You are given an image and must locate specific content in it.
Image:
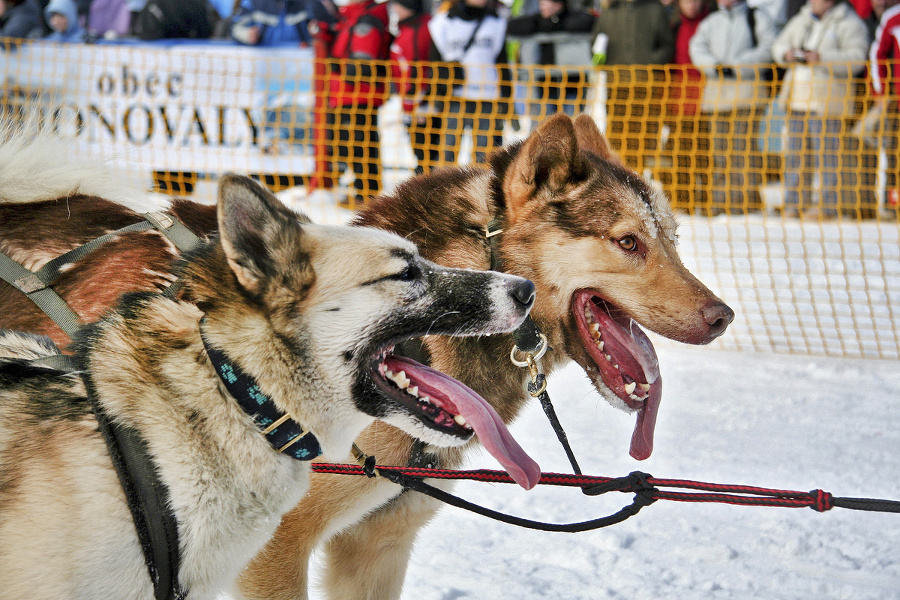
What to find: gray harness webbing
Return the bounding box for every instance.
[1,210,203,600]
[0,212,203,339]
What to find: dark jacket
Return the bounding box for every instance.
[507,6,595,65]
[134,0,215,40]
[0,0,44,39]
[592,0,674,65]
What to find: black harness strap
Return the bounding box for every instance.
[485,217,585,477]
[78,366,185,600]
[355,443,657,531]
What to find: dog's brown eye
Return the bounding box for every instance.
[617,236,639,252]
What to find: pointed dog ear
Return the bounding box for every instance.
[505,114,579,222]
[217,174,308,297]
[573,114,626,168]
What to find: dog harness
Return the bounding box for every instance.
[78,364,187,600]
[0,211,202,341]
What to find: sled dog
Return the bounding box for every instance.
[237,114,734,600]
[0,115,732,600]
[0,173,540,600]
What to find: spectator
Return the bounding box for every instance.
[863,0,895,39]
[231,0,313,46]
[849,0,872,16]
[749,0,789,27]
[591,0,674,65]
[663,0,712,211]
[591,0,674,169]
[0,0,44,39]
[507,0,596,121]
[44,0,84,41]
[388,0,440,174]
[316,0,392,206]
[866,0,900,216]
[771,0,869,218]
[133,0,216,40]
[428,0,511,166]
[125,0,147,34]
[668,0,712,117]
[87,0,131,39]
[690,0,778,214]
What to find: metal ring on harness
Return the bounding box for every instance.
[509,333,548,367]
[510,333,549,396]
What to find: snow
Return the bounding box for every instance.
[205,157,899,600]
[301,346,900,600]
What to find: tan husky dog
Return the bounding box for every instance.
[0,174,541,600]
[237,115,734,599]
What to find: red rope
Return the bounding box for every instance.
[311,462,837,511]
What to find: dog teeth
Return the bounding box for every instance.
[590,323,601,339]
[454,414,468,426]
[638,383,651,392]
[624,381,636,395]
[408,385,419,397]
[394,371,411,390]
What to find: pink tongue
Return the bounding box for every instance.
[386,357,541,489]
[629,379,662,460]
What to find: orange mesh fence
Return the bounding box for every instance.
[0,38,897,359]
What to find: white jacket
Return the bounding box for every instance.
[690,1,779,111]
[771,1,869,115]
[428,10,507,100]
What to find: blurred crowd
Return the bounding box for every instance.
[1,0,896,216]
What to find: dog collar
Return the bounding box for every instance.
[200,321,322,461]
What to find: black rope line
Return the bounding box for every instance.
[312,461,900,532]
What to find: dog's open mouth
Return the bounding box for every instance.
[573,289,662,461]
[370,352,540,489]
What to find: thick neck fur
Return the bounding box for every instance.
[73,248,312,599]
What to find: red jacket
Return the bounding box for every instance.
[871,4,900,97]
[389,13,432,113]
[326,0,393,108]
[668,8,709,116]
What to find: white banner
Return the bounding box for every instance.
[0,40,317,174]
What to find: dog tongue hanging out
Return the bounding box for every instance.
[574,290,662,460]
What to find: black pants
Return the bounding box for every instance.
[325,106,381,199]
[405,114,442,175]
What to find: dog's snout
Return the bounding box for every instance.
[509,278,536,310]
[702,302,735,341]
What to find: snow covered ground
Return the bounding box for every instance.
[339,347,900,600]
[191,168,900,600]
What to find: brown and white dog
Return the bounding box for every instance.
[0,114,732,599]
[0,172,540,600]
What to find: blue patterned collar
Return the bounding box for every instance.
[200,320,321,461]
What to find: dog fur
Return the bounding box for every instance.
[0,114,733,600]
[0,173,537,600]
[236,114,735,600]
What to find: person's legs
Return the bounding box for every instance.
[783,112,808,214]
[817,116,839,217]
[349,105,381,200]
[438,100,462,166]
[470,101,503,165]
[710,110,731,213]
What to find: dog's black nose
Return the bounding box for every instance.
[510,278,536,309]
[702,302,735,341]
